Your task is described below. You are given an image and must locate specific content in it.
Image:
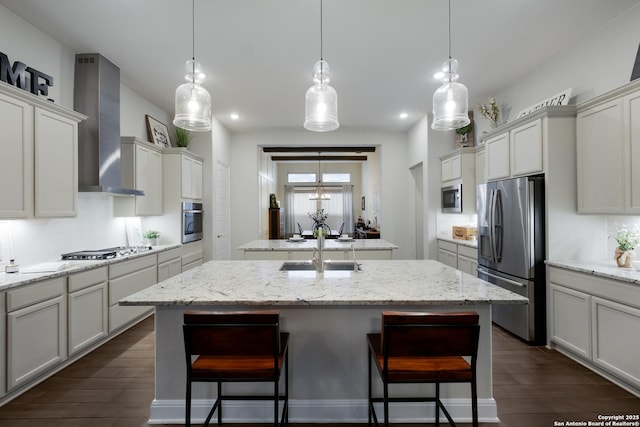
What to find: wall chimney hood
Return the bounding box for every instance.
[74,53,144,196]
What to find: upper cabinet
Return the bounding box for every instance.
[576,79,640,214]
[163,148,204,201]
[440,148,476,214]
[114,137,163,217]
[481,106,576,182]
[0,82,86,219]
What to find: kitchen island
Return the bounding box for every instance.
[238,238,399,260]
[120,259,527,424]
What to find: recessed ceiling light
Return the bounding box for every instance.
[230,113,239,120]
[399,112,409,119]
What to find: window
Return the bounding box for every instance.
[288,173,316,183]
[322,173,351,183]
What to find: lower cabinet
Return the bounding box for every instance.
[158,247,182,281]
[182,241,203,272]
[6,277,66,391]
[68,267,108,355]
[437,239,478,275]
[0,292,5,397]
[457,245,479,276]
[549,266,640,394]
[108,254,156,332]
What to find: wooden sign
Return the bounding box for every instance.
[516,88,572,118]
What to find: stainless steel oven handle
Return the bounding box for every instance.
[478,269,526,288]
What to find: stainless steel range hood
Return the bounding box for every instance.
[74,53,144,196]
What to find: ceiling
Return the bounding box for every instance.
[2,0,639,133]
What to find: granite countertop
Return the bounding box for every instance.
[238,239,399,251]
[0,244,181,291]
[119,259,527,307]
[546,260,640,285]
[437,236,478,249]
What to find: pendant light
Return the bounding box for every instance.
[431,0,470,131]
[304,0,339,132]
[173,0,212,132]
[309,153,330,200]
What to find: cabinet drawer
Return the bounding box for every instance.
[109,254,156,279]
[437,240,457,253]
[68,266,108,292]
[457,245,477,259]
[158,247,182,264]
[6,277,65,312]
[109,265,157,306]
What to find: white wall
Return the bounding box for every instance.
[0,5,174,267]
[230,130,412,259]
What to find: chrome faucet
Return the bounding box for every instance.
[312,233,325,272]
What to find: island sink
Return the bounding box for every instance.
[279,260,360,272]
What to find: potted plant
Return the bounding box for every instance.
[611,224,640,268]
[174,127,192,148]
[478,97,500,129]
[143,230,161,246]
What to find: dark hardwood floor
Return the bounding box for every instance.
[0,315,637,426]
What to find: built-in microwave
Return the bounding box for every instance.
[441,183,462,213]
[182,202,203,243]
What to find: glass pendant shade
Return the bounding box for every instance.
[173,80,212,132]
[431,58,470,130]
[304,60,339,132]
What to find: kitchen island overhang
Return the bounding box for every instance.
[120,260,526,424]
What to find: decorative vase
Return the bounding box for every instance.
[614,247,634,268]
[146,238,158,246]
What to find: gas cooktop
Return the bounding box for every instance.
[61,246,153,261]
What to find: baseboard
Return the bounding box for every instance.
[147,398,499,424]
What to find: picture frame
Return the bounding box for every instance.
[145,115,171,147]
[361,196,366,211]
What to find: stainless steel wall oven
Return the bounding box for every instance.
[182,202,203,243]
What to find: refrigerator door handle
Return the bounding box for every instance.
[494,188,503,263]
[489,189,495,262]
[480,269,526,288]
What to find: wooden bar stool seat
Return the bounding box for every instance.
[367,311,480,427]
[183,310,289,427]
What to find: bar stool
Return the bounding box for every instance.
[367,311,480,427]
[183,310,289,427]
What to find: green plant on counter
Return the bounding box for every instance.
[174,127,193,147]
[612,224,640,251]
[143,230,161,239]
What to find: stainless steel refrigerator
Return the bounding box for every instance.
[477,175,546,344]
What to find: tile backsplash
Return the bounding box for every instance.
[0,194,128,268]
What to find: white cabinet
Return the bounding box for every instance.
[108,254,156,332]
[163,148,204,202]
[577,99,625,212]
[6,277,66,390]
[481,107,575,182]
[67,267,108,355]
[440,148,476,213]
[475,145,486,185]
[0,82,85,219]
[181,154,203,200]
[576,79,640,214]
[114,137,164,216]
[437,239,478,275]
[457,244,478,276]
[0,90,32,218]
[158,246,182,281]
[0,292,5,397]
[510,119,543,177]
[181,241,203,271]
[485,132,510,181]
[548,266,640,394]
[34,107,79,217]
[550,283,591,359]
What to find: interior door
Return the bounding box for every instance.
[214,160,230,260]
